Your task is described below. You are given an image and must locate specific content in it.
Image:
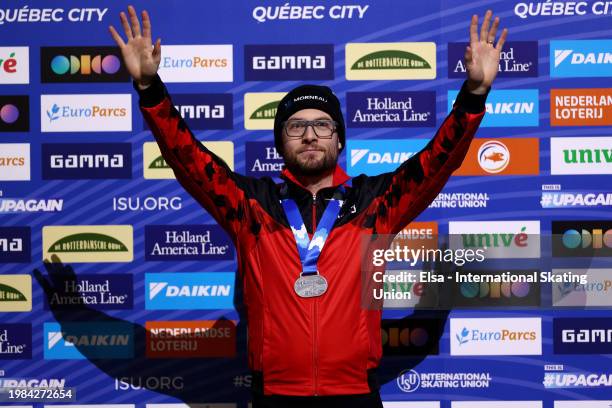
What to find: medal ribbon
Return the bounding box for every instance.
[282,185,347,276]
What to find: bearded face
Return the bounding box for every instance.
[281,109,341,177]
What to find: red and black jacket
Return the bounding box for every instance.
[138,76,486,396]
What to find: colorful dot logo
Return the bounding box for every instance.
[50,55,121,75]
[0,104,19,124]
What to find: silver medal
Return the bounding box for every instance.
[294,273,328,298]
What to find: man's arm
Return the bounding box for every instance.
[110,6,251,241]
[360,10,507,235]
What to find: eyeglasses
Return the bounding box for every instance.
[283,119,337,139]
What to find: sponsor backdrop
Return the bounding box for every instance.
[1,0,611,407]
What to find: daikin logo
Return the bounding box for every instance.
[347,139,429,176]
[145,272,234,310]
[44,322,134,359]
[551,40,612,77]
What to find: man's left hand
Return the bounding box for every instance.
[465,10,508,95]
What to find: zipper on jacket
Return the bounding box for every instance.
[311,192,319,395]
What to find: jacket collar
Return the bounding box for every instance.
[280,164,351,192]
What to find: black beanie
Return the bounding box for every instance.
[273,84,345,156]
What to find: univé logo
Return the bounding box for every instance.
[41,47,129,83]
[550,137,612,175]
[345,42,436,80]
[0,47,29,84]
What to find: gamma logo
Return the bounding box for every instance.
[42,143,131,180]
[0,275,32,312]
[346,139,429,176]
[245,44,334,81]
[41,46,129,83]
[0,226,30,263]
[554,318,612,354]
[0,95,29,132]
[345,42,436,80]
[552,220,612,258]
[244,92,285,130]
[143,94,233,131]
[42,225,134,263]
[551,40,612,77]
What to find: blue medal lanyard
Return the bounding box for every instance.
[282,185,347,276]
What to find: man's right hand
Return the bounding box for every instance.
[109,5,161,89]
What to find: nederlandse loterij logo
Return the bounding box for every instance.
[146,320,236,358]
[244,92,285,130]
[346,139,429,176]
[244,44,334,81]
[550,40,612,77]
[550,137,612,175]
[41,94,131,132]
[41,46,129,83]
[0,47,29,84]
[450,318,542,356]
[550,88,612,126]
[42,225,133,263]
[448,89,539,127]
[345,43,436,80]
[142,141,234,179]
[157,45,233,83]
[0,275,31,312]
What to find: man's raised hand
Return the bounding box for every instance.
[465,10,508,94]
[109,5,161,89]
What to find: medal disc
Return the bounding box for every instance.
[294,274,328,298]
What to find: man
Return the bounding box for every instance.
[109,6,507,408]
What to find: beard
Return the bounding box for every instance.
[283,146,338,177]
